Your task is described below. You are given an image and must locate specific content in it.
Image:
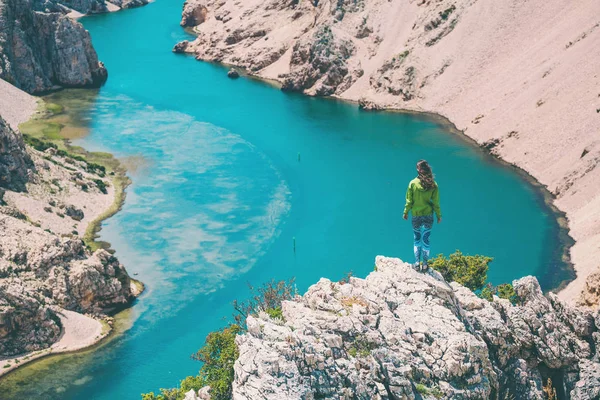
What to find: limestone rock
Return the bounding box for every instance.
[0,116,33,191]
[0,279,61,356]
[181,0,207,27]
[0,211,135,355]
[0,0,108,94]
[282,25,358,96]
[110,0,149,9]
[197,256,600,399]
[579,271,600,307]
[173,40,190,53]
[58,0,108,14]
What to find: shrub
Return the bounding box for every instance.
[497,283,517,303]
[143,279,295,400]
[479,282,518,305]
[480,284,494,302]
[232,279,296,325]
[94,179,108,194]
[141,325,241,400]
[265,306,283,320]
[191,324,241,399]
[430,250,493,291]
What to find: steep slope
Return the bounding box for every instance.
[185,257,600,400]
[177,0,600,303]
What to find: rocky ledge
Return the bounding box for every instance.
[186,257,600,400]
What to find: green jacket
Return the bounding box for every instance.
[403,177,442,217]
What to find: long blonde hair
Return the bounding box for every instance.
[417,160,436,190]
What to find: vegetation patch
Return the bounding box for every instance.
[142,280,296,400]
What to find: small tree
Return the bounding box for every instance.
[191,324,242,400]
[430,250,493,291]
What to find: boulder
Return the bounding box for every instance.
[227,68,239,79]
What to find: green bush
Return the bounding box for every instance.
[141,325,241,400]
[480,284,494,302]
[265,306,283,320]
[479,282,518,304]
[142,280,295,400]
[496,283,518,304]
[430,250,493,291]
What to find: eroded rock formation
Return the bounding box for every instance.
[0,0,108,93]
[0,121,136,356]
[186,257,600,399]
[0,116,32,191]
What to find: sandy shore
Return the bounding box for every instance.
[0,309,106,378]
[0,79,39,130]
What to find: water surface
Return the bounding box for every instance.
[1,0,567,398]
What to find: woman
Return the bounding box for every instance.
[403,160,442,271]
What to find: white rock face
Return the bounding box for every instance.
[223,257,600,399]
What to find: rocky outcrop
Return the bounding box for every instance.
[180,0,600,302]
[0,134,136,356]
[181,0,207,27]
[186,257,600,399]
[579,272,600,307]
[0,280,61,356]
[110,0,149,10]
[281,25,361,96]
[58,0,107,14]
[0,116,32,191]
[0,0,108,93]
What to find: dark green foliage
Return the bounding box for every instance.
[191,324,242,399]
[141,325,241,400]
[430,250,492,291]
[94,179,108,194]
[439,5,456,20]
[479,282,519,305]
[22,134,57,152]
[142,280,295,400]
[480,284,494,302]
[265,306,283,320]
[346,334,375,358]
[87,162,106,177]
[497,283,516,301]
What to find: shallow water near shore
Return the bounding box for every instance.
[0,0,570,398]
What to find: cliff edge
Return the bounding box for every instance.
[183,257,600,400]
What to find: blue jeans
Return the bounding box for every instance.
[412,215,433,265]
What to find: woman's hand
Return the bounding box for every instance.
[437,217,442,224]
[403,213,408,220]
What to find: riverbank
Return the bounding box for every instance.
[0,83,143,378]
[179,0,600,305]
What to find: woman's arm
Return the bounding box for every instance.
[403,183,413,218]
[432,185,442,222]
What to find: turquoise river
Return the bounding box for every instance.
[0,0,570,398]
